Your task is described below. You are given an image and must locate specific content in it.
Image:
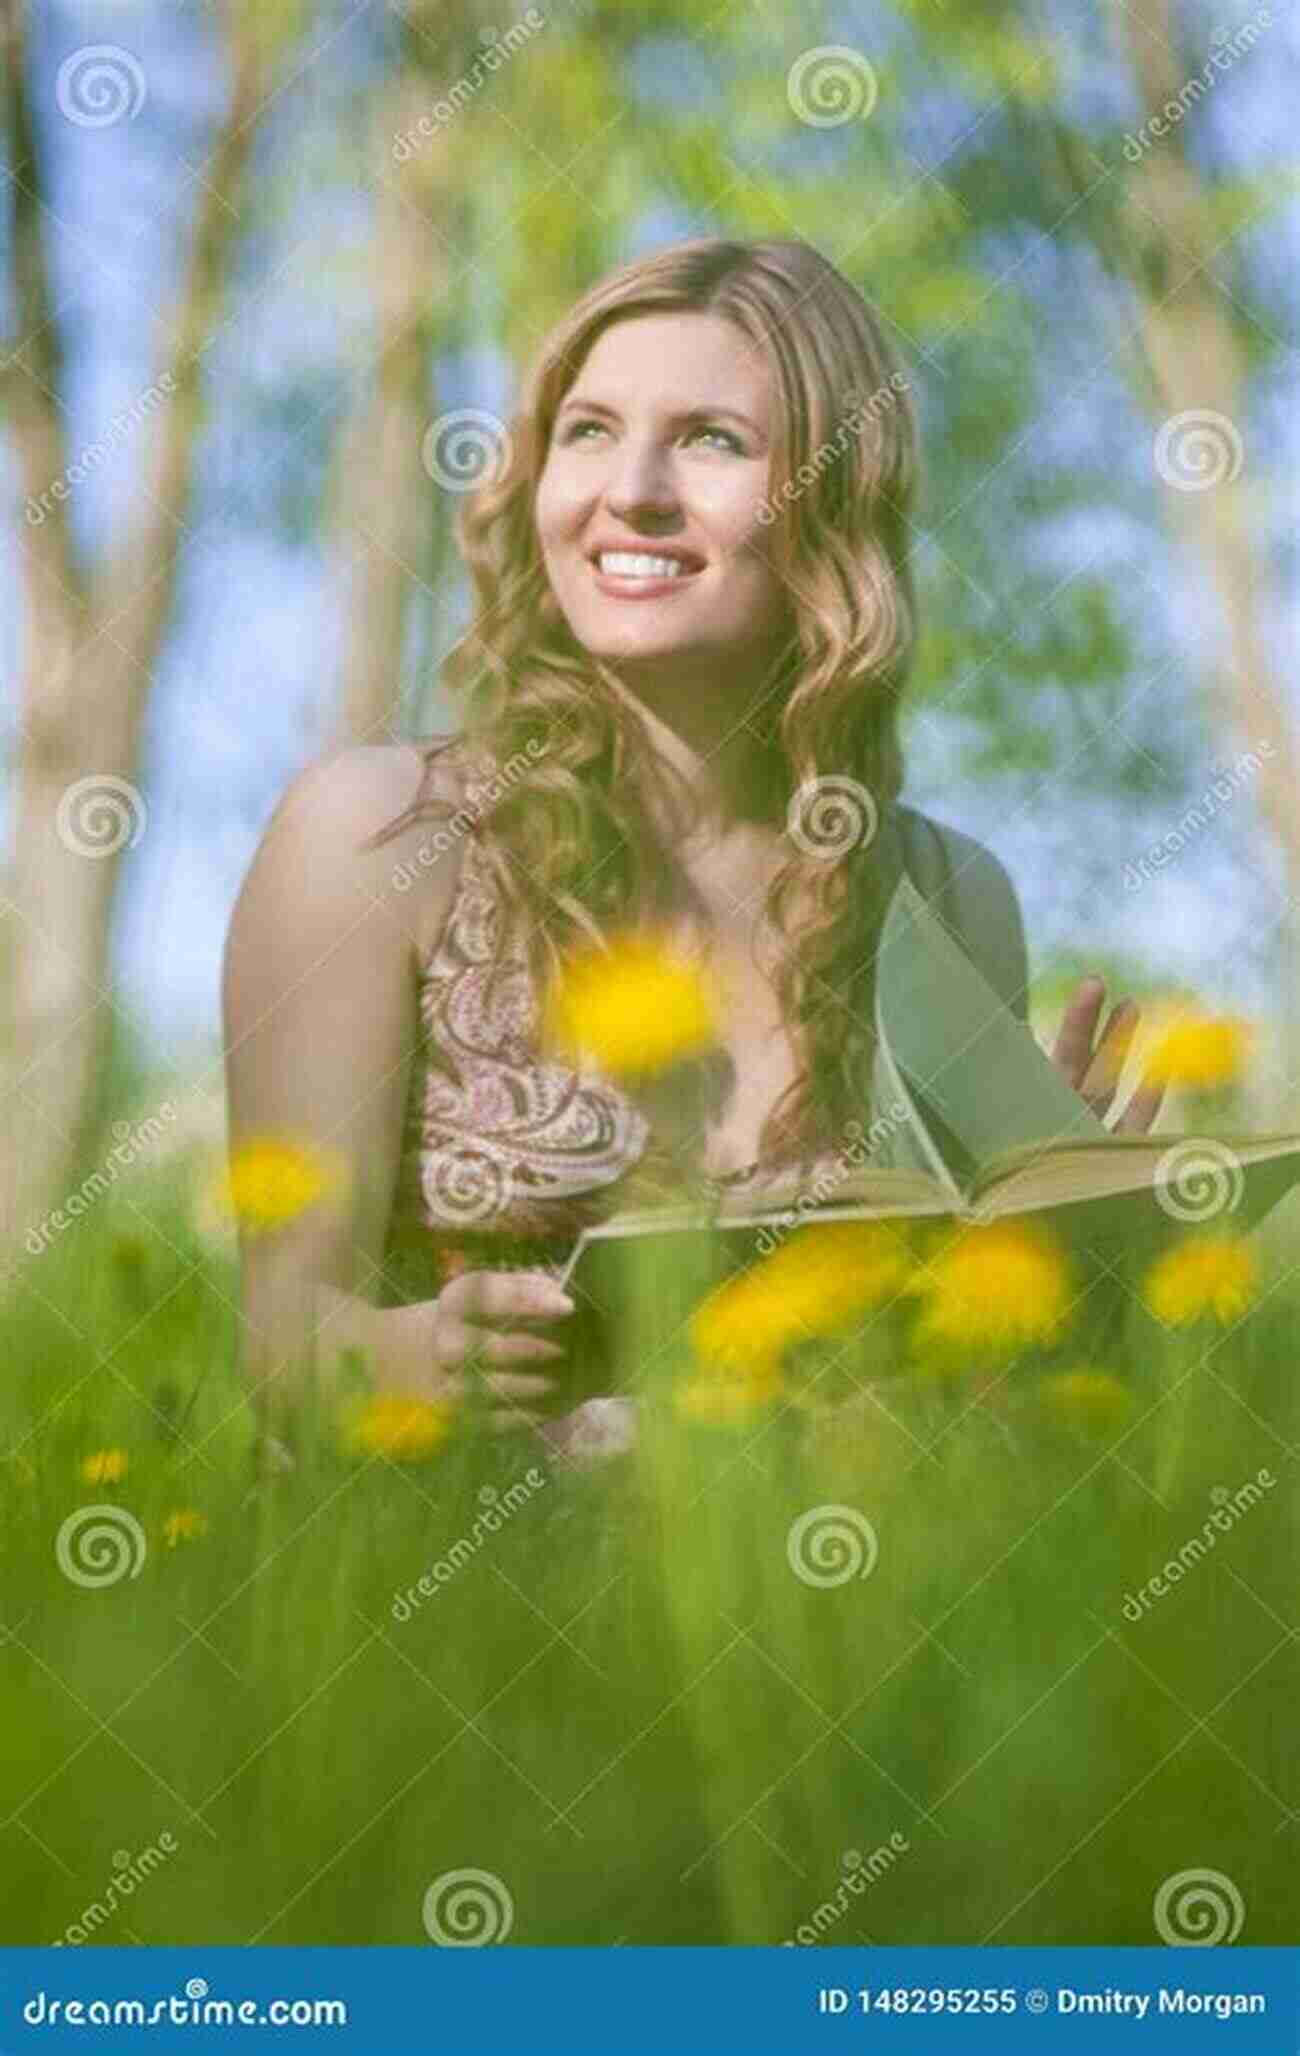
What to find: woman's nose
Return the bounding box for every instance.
[603,438,678,519]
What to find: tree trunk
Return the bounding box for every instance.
[1106,0,1300,1113]
[0,5,278,1261]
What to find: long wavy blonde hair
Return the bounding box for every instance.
[370,235,920,1177]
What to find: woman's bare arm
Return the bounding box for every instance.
[220,743,463,1427]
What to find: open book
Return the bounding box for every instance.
[553,870,1300,1385]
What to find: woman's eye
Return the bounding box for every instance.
[560,419,744,453]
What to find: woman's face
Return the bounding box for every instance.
[534,311,792,686]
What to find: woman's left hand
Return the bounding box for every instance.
[1049,975,1168,1134]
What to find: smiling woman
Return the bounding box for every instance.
[222,236,1161,1467]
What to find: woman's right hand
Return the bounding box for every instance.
[394,1268,578,1432]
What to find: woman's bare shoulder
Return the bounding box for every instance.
[262,736,476,963]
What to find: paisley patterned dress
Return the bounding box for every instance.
[378,798,849,1468]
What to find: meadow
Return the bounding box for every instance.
[2,1079,1295,1950]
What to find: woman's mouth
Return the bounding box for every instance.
[587,549,704,598]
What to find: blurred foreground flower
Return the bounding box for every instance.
[674,1359,785,1427]
[210,1133,344,1235]
[162,1509,208,1548]
[81,1447,128,1486]
[1038,1368,1133,1438]
[341,1392,457,1462]
[540,931,722,1079]
[908,1217,1076,1359]
[689,1220,913,1381]
[1139,1007,1253,1089]
[1142,1233,1258,1328]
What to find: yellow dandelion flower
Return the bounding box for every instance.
[161,1508,208,1548]
[1140,1009,1253,1089]
[212,1133,344,1235]
[674,1360,785,1427]
[342,1392,456,1462]
[689,1220,912,1376]
[1038,1368,1133,1437]
[541,932,721,1079]
[1142,1234,1258,1327]
[909,1217,1075,1356]
[81,1447,128,1486]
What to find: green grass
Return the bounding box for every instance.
[2,1153,1296,1948]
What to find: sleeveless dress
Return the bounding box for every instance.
[376,759,1030,1469]
[379,810,852,1468]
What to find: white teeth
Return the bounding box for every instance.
[596,551,694,578]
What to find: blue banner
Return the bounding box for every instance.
[2,1946,1296,2051]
